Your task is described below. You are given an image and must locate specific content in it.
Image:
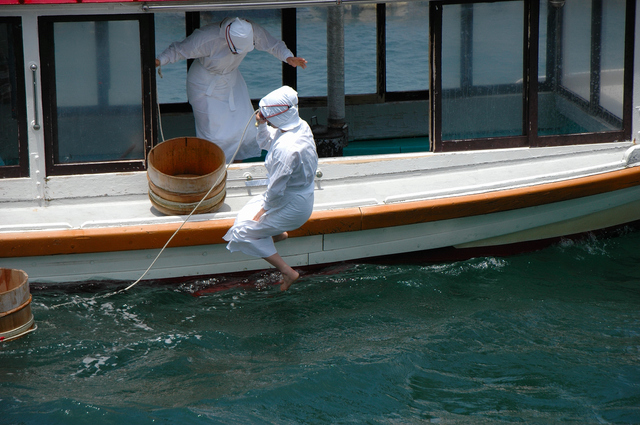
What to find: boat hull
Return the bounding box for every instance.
[3,142,640,284]
[3,181,640,284]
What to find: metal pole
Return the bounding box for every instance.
[327,4,345,128]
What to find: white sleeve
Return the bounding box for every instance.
[157,27,217,66]
[263,152,298,211]
[251,22,294,63]
[256,123,277,151]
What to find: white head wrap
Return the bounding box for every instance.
[259,86,302,131]
[225,18,254,54]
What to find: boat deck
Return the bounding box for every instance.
[2,141,640,283]
[1,141,638,234]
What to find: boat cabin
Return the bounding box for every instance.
[0,0,637,197]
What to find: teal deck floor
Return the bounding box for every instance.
[342,137,431,156]
[242,136,431,162]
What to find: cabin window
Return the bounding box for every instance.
[385,2,429,93]
[155,12,188,104]
[150,0,634,156]
[431,0,634,152]
[38,14,155,176]
[296,5,377,96]
[441,1,525,142]
[344,6,377,95]
[153,5,431,137]
[296,7,328,97]
[539,0,627,137]
[0,17,28,179]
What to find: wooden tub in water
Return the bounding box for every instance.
[0,268,35,342]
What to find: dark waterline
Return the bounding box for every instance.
[1,229,639,424]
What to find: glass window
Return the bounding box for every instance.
[298,5,377,97]
[472,2,523,86]
[386,2,429,92]
[0,18,28,178]
[51,20,144,163]
[538,1,548,85]
[155,12,187,104]
[297,7,327,97]
[441,1,524,141]
[561,0,592,101]
[344,4,376,95]
[441,4,462,90]
[540,0,625,136]
[39,15,153,175]
[600,0,626,120]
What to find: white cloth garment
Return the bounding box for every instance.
[224,87,318,258]
[157,18,294,162]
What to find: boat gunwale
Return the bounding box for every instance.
[2,165,640,259]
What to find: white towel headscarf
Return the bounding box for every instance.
[224,18,254,54]
[258,86,302,131]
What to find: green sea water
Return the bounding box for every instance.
[1,228,639,424]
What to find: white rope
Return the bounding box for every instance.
[121,109,257,292]
[50,69,259,308]
[157,65,166,143]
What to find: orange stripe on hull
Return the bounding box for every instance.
[361,166,640,229]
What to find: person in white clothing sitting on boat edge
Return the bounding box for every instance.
[156,17,308,163]
[224,86,318,291]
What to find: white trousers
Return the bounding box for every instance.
[224,192,314,258]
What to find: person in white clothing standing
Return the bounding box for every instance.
[224,86,318,291]
[156,17,307,163]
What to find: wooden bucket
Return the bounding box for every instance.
[147,137,227,215]
[0,268,35,342]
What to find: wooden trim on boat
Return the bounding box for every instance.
[0,219,236,259]
[359,166,640,230]
[2,166,640,258]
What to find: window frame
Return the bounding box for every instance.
[157,5,429,114]
[536,0,635,147]
[430,0,635,153]
[153,0,635,154]
[0,16,29,179]
[38,13,157,176]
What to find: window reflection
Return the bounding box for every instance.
[53,19,144,163]
[441,1,524,141]
[540,0,625,136]
[472,2,523,86]
[600,0,625,119]
[0,21,20,168]
[441,4,462,90]
[344,4,376,95]
[155,13,187,104]
[297,7,327,97]
[561,0,592,101]
[386,2,429,92]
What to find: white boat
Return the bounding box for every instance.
[1,0,639,285]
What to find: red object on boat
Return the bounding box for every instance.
[0,0,189,5]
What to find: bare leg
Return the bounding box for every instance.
[272,232,288,243]
[263,252,299,291]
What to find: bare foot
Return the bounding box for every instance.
[280,269,299,291]
[272,232,288,243]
